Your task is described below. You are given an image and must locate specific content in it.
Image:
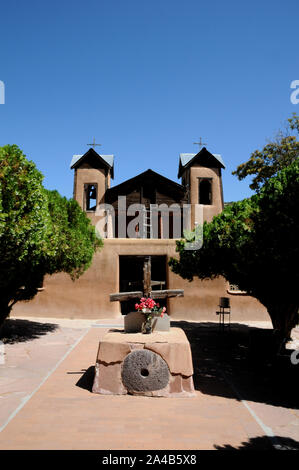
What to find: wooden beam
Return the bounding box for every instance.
[151,280,166,287]
[110,289,184,302]
[150,289,184,299]
[110,291,143,302]
[143,256,152,297]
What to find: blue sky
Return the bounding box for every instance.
[0,0,298,201]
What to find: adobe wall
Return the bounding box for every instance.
[190,166,223,224]
[11,239,269,323]
[74,166,106,226]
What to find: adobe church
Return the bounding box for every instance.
[13,146,268,321]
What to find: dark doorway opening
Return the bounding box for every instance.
[199,179,212,205]
[119,255,167,315]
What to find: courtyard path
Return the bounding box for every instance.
[0,318,298,450]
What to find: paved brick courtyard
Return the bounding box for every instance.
[0,317,298,450]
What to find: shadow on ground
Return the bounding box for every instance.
[75,366,95,392]
[214,435,299,450]
[75,321,298,410]
[0,318,58,344]
[172,321,299,409]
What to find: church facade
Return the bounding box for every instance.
[13,147,268,321]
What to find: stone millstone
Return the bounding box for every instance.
[121,349,170,392]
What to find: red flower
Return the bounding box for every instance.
[135,297,161,312]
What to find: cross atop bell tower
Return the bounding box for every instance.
[87,138,101,150]
[193,137,207,151]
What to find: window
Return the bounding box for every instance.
[85,184,97,211]
[119,255,167,314]
[199,179,212,205]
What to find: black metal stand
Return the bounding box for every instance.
[216,303,231,332]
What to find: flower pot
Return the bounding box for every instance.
[142,308,152,314]
[142,318,153,334]
[143,322,152,334]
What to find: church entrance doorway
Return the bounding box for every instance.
[119,255,167,315]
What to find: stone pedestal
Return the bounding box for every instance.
[92,327,195,397]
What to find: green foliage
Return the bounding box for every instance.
[170,197,257,287]
[0,145,50,314]
[45,190,102,279]
[170,160,299,340]
[232,114,299,191]
[0,145,102,326]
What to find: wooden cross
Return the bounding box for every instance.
[193,137,206,150]
[110,256,184,303]
[87,138,101,149]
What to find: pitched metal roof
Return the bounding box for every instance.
[70,148,114,178]
[179,153,196,167]
[178,147,225,178]
[70,153,114,169]
[179,151,225,168]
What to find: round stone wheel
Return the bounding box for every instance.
[121,349,170,392]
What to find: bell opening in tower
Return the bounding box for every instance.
[85,183,97,211]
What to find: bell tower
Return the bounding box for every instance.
[70,148,114,224]
[178,147,225,225]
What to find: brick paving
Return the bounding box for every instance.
[0,317,298,450]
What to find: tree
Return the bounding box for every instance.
[232,114,299,191]
[169,159,299,349]
[45,189,102,279]
[0,145,102,329]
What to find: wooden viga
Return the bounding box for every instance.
[109,255,184,305]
